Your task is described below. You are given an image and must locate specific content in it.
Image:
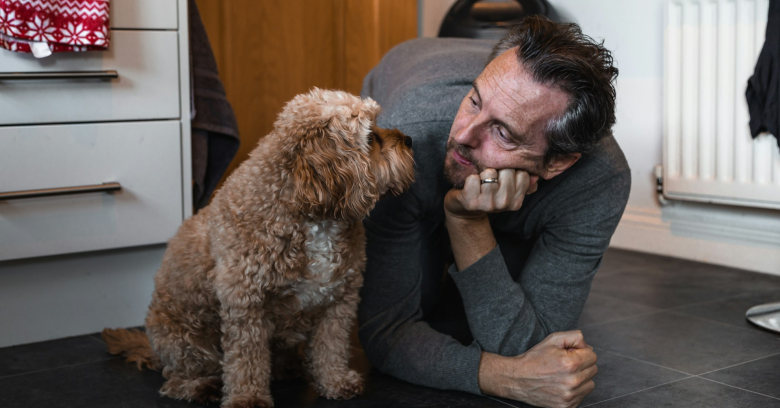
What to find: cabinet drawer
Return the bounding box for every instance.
[111,0,179,30]
[0,30,180,126]
[0,121,184,261]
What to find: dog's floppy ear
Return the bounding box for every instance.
[289,127,379,220]
[274,88,382,220]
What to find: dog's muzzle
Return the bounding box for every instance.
[404,136,413,148]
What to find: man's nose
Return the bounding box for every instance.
[453,118,482,148]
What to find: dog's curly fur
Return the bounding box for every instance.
[102,88,415,408]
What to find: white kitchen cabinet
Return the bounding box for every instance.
[0,0,192,346]
[0,0,192,261]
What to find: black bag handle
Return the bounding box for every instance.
[449,0,547,20]
[438,0,550,38]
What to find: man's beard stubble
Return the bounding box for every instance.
[443,139,484,189]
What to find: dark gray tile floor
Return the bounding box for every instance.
[0,248,778,407]
[579,249,780,407]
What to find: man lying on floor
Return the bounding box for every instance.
[358,16,630,408]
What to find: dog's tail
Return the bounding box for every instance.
[101,328,161,371]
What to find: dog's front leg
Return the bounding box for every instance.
[219,300,274,408]
[306,295,364,400]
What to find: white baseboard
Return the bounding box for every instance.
[610,205,780,277]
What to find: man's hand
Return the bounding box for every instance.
[478,330,598,408]
[444,168,537,219]
[443,168,537,270]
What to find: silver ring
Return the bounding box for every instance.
[481,178,499,184]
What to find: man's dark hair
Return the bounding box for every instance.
[490,16,618,164]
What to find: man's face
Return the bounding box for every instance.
[443,47,572,191]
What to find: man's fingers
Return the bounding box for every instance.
[479,169,499,196]
[559,365,598,407]
[494,169,513,207]
[513,169,530,192]
[472,169,496,210]
[511,170,530,210]
[463,174,482,200]
[561,345,597,378]
[479,168,499,183]
[564,378,596,408]
[547,330,588,350]
[571,366,598,397]
[579,363,599,381]
[454,168,533,213]
[576,346,598,368]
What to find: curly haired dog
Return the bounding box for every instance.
[102,88,415,408]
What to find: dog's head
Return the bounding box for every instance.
[274,88,415,220]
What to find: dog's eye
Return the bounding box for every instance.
[367,131,383,147]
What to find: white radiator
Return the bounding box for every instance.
[663,0,780,209]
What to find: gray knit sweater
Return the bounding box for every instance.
[358,37,631,395]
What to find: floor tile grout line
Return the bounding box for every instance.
[697,376,780,401]
[593,348,694,376]
[663,292,759,311]
[582,303,780,337]
[584,291,776,328]
[696,351,780,376]
[0,356,117,381]
[580,309,667,330]
[484,396,522,407]
[587,291,713,313]
[664,308,780,333]
[585,290,666,312]
[581,349,780,405]
[580,376,695,407]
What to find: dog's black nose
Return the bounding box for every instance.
[404,136,413,148]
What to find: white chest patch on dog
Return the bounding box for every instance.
[294,220,348,309]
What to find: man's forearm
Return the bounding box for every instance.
[444,213,497,271]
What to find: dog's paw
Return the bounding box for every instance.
[316,369,364,400]
[160,375,222,404]
[191,376,222,404]
[221,393,274,408]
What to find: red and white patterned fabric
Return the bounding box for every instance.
[0,0,109,57]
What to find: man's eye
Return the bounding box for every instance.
[495,126,512,143]
[469,96,479,107]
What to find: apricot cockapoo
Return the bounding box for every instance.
[103,88,415,408]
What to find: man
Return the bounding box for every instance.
[358,16,630,408]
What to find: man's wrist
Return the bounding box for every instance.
[444,213,496,271]
[444,205,489,222]
[444,210,489,228]
[478,352,515,398]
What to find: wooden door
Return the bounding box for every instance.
[193,0,418,183]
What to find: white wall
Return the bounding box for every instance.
[420,0,780,275]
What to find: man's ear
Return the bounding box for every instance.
[542,152,581,179]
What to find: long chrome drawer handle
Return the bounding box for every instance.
[0,182,121,200]
[0,70,119,80]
